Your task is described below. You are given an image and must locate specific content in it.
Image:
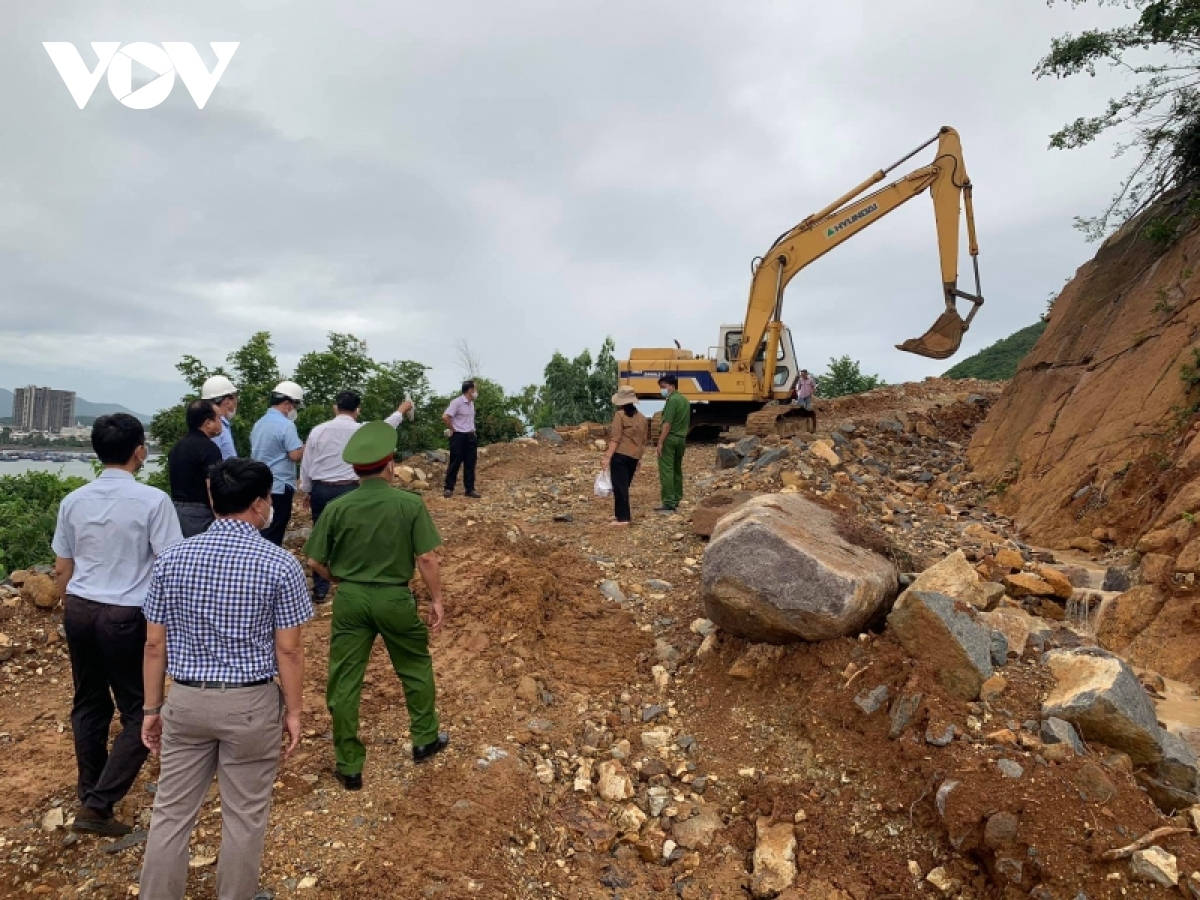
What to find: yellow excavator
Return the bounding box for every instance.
[619,125,983,438]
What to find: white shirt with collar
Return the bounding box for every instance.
[299,410,404,491]
[51,469,184,607]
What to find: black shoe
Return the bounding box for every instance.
[334,770,362,791]
[655,505,677,514]
[443,489,453,498]
[312,593,329,605]
[71,807,133,836]
[413,733,450,763]
[466,491,482,499]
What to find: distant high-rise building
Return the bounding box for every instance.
[11,385,76,433]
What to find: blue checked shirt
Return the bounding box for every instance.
[143,519,313,682]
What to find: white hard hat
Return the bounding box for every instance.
[272,380,305,403]
[200,375,238,400]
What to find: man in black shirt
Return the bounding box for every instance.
[167,400,223,537]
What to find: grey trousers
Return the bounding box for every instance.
[140,683,282,900]
[172,501,214,538]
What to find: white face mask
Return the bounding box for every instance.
[286,409,298,422]
[660,388,669,398]
[259,499,274,531]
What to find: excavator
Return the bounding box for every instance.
[619,125,984,438]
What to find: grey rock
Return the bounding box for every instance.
[642,705,668,722]
[997,759,1024,779]
[1040,717,1085,755]
[599,580,626,603]
[716,446,740,470]
[1042,647,1166,765]
[645,579,673,592]
[888,590,993,700]
[655,640,679,664]
[752,447,788,471]
[935,780,958,818]
[1135,771,1200,815]
[527,717,555,734]
[995,857,1023,884]
[101,831,147,854]
[1157,729,1200,792]
[855,685,890,716]
[888,692,923,739]
[877,418,904,433]
[691,775,709,794]
[984,811,1019,848]
[535,428,564,445]
[702,494,898,643]
[990,631,1009,668]
[1102,566,1135,592]
[735,436,761,458]
[925,723,956,747]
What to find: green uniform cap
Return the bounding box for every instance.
[342,420,398,467]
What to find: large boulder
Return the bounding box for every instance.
[701,495,898,643]
[888,590,994,700]
[904,550,995,611]
[19,573,58,610]
[1042,648,1170,766]
[692,491,757,539]
[979,607,1051,659]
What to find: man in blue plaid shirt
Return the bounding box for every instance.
[138,458,312,900]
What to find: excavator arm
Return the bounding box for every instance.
[736,126,983,397]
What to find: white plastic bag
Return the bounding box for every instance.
[594,469,613,498]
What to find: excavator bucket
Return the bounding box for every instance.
[895,309,966,360]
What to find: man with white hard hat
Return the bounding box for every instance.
[250,381,306,546]
[199,375,239,460]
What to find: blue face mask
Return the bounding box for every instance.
[660,388,669,398]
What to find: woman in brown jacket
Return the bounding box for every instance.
[602,387,650,527]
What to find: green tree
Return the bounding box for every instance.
[1036,0,1200,238]
[815,356,885,398]
[535,338,619,427]
[0,471,87,578]
[363,359,443,453]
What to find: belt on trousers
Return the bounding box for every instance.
[173,501,210,509]
[315,479,357,487]
[174,677,273,690]
[341,580,411,590]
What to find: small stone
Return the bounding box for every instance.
[854,684,889,716]
[617,804,647,833]
[888,692,922,739]
[535,757,555,785]
[516,675,539,704]
[641,728,673,750]
[926,866,954,894]
[599,580,627,603]
[610,739,631,760]
[189,855,217,869]
[936,780,959,818]
[925,723,956,747]
[751,818,797,898]
[984,811,1019,848]
[596,761,634,801]
[574,759,594,793]
[646,579,673,592]
[997,759,1023,779]
[1040,717,1085,755]
[641,705,668,722]
[41,808,64,832]
[689,618,715,637]
[1130,846,1178,887]
[297,876,318,890]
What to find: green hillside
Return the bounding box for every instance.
[943,321,1046,381]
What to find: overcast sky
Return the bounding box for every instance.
[1,1,1135,414]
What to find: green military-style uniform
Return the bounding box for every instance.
[303,422,443,777]
[659,389,690,509]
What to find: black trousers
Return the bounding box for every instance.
[444,432,478,493]
[172,501,214,538]
[310,481,358,597]
[260,486,295,546]
[63,595,150,816]
[610,453,639,523]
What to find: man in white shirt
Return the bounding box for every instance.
[52,414,183,835]
[298,390,413,602]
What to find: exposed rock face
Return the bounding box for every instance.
[967,213,1200,546]
[701,495,898,643]
[1097,590,1200,688]
[887,590,994,700]
[1095,586,1168,653]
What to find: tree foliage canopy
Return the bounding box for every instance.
[815,356,885,398]
[1037,0,1200,238]
[0,471,87,578]
[524,337,619,428]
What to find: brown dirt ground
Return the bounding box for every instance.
[1,412,1197,899]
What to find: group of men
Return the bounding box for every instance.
[49,376,486,899]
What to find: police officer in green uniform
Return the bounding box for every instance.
[303,421,450,790]
[656,373,690,513]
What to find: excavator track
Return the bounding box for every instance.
[745,405,816,439]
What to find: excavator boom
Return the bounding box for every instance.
[736,126,983,391]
